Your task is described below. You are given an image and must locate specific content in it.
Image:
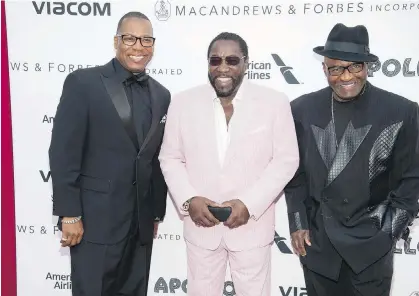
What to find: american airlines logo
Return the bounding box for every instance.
[271,54,301,84]
[274,231,293,254]
[246,54,302,84]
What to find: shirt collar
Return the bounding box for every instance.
[113,58,141,83]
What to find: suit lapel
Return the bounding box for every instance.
[202,91,222,171]
[100,72,138,151]
[326,122,371,186]
[312,119,371,187]
[311,121,337,170]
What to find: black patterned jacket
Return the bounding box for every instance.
[284,81,419,280]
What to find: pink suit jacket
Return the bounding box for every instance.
[158,81,299,251]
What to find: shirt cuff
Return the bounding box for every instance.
[288,211,308,234]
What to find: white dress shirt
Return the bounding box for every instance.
[213,87,243,166]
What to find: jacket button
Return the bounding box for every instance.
[132,181,137,185]
[343,199,348,204]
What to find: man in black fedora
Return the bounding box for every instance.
[284,23,419,295]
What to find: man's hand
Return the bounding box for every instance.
[60,217,84,247]
[154,222,159,238]
[290,230,311,256]
[189,196,220,227]
[222,199,250,229]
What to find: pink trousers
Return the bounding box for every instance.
[186,239,272,296]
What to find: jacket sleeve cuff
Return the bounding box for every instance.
[390,208,414,240]
[240,198,264,221]
[52,194,82,217]
[288,211,308,234]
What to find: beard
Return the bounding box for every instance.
[208,72,244,98]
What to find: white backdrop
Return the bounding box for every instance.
[6,0,419,295]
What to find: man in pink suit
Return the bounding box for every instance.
[158,32,299,296]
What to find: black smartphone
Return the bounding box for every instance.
[208,206,232,222]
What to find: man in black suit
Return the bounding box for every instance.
[49,11,170,296]
[284,23,419,296]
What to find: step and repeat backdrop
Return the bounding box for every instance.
[5,0,419,295]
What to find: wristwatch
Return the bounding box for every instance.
[182,198,194,212]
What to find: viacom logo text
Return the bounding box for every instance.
[154,278,307,295]
[32,1,111,16]
[40,170,51,182]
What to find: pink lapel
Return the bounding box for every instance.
[198,84,222,172]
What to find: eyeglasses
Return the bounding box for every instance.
[208,55,246,67]
[327,63,364,76]
[117,34,155,47]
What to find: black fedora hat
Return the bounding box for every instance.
[313,23,378,63]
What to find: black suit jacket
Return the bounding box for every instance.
[284,82,419,280]
[49,59,170,245]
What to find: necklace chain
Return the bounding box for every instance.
[331,95,338,149]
